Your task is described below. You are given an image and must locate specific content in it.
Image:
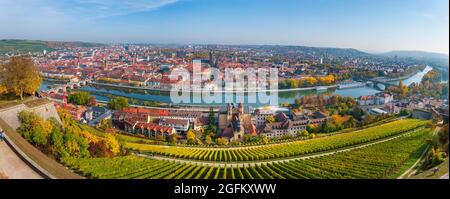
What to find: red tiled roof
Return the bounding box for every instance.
[135,122,174,134]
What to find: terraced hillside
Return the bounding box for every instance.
[126,119,428,162]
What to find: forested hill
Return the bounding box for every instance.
[0,39,104,54]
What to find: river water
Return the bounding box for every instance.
[40,66,433,107]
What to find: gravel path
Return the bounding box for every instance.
[0,141,43,179]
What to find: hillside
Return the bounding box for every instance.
[249,45,371,58]
[382,50,449,61]
[0,39,104,54]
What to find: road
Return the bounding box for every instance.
[440,173,449,179]
[0,141,43,179]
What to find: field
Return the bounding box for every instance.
[64,128,431,179]
[126,119,428,162]
[0,39,104,54]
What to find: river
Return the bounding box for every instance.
[40,66,433,107]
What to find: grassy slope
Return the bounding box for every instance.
[0,40,50,54]
[0,39,104,54]
[408,159,449,179]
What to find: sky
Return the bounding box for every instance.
[0,0,448,54]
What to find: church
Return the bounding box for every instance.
[218,103,257,141]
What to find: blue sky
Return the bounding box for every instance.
[0,0,448,54]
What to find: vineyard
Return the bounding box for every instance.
[64,128,431,179]
[125,119,428,162]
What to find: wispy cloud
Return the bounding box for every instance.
[417,13,436,20]
[0,0,180,40]
[58,0,180,18]
[0,0,179,21]
[412,12,449,22]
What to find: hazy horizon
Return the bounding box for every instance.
[0,0,448,54]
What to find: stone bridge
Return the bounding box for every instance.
[47,79,91,94]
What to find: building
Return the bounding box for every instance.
[260,111,329,139]
[158,118,190,134]
[54,103,87,121]
[411,108,434,120]
[220,103,245,141]
[218,103,257,141]
[358,93,393,106]
[124,121,176,140]
[254,107,290,128]
[369,108,389,116]
[254,109,276,128]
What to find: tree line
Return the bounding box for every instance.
[16,109,126,161]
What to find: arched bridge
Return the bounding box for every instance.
[46,79,91,93]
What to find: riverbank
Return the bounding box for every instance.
[90,81,338,93]
[373,65,432,84]
[41,66,432,107]
[87,66,428,93]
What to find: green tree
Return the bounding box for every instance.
[399,109,410,116]
[108,97,130,110]
[298,130,309,137]
[17,111,52,147]
[306,124,316,134]
[67,92,91,105]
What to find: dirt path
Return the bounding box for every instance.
[398,127,441,179]
[0,141,43,179]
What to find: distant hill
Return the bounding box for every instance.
[382,50,449,80]
[246,45,371,58]
[381,50,449,61]
[0,39,105,54]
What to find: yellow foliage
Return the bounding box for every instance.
[331,114,349,125]
[318,75,335,85]
[0,84,7,94]
[304,76,318,86]
[80,130,100,143]
[103,134,121,156]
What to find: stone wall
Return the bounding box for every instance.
[0,101,61,130]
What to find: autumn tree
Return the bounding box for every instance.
[265,115,276,123]
[168,133,178,144]
[186,129,196,144]
[205,135,213,145]
[0,84,6,95]
[216,137,229,146]
[398,80,409,99]
[103,134,121,156]
[0,56,42,100]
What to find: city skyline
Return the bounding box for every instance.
[0,0,449,54]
